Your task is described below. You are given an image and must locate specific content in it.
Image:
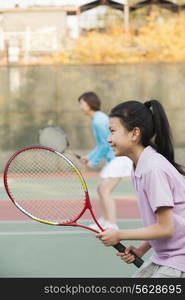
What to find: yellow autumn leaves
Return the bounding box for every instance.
[51,12,185,64]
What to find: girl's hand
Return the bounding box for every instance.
[80,157,93,168]
[80,157,89,165]
[96,229,120,246]
[116,245,142,264]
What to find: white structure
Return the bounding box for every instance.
[0,1,128,37]
[0,1,129,63]
[0,6,67,63]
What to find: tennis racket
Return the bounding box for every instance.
[4,145,144,268]
[38,126,81,159]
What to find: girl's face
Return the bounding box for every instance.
[108,117,134,156]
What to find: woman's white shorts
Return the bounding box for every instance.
[100,156,132,179]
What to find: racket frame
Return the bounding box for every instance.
[4,145,144,268]
[4,145,102,232]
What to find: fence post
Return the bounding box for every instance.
[24,27,30,63]
[0,28,4,50]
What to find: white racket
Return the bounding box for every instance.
[38,126,81,159]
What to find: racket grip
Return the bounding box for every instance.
[75,154,81,159]
[113,243,144,268]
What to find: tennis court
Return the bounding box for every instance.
[0,175,152,278]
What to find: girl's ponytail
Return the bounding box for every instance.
[144,100,185,175]
[110,99,185,175]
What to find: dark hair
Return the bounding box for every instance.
[78,92,101,111]
[110,100,185,175]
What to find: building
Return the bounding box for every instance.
[0,1,128,64]
[0,6,68,64]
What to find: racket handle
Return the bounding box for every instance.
[75,154,81,159]
[113,243,144,268]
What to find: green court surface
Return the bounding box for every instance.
[0,220,152,278]
[0,176,152,278]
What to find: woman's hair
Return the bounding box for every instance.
[110,100,185,175]
[78,92,101,111]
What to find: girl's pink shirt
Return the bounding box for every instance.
[131,146,185,272]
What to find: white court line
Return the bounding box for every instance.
[0,219,141,236]
[0,230,90,236]
[0,219,141,224]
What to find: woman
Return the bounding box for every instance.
[78,92,132,230]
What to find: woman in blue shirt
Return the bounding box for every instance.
[78,92,132,230]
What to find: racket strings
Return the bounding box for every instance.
[6,148,86,223]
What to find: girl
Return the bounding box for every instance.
[97,100,185,278]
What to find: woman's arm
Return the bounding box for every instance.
[87,121,112,166]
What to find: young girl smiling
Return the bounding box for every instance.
[97,100,185,278]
